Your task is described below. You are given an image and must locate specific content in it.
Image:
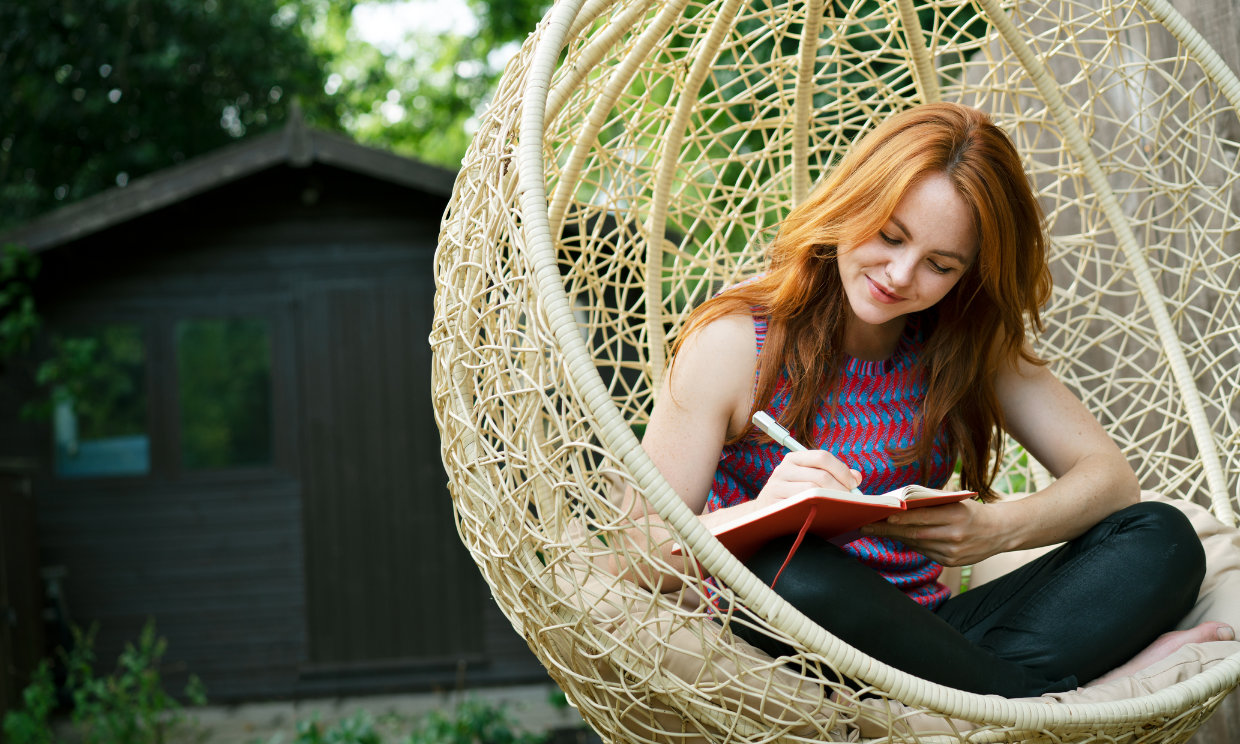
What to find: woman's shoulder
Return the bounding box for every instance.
[666,311,760,435]
[677,311,759,360]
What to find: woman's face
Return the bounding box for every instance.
[836,173,978,356]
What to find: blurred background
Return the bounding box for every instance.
[0,0,548,232]
[0,2,595,742]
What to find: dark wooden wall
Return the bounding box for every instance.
[0,461,43,721]
[1,163,545,702]
[297,270,482,670]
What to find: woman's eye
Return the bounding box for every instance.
[880,232,900,245]
[928,260,951,275]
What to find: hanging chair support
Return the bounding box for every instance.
[643,0,747,390]
[792,0,826,205]
[547,0,686,238]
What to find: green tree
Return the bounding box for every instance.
[0,0,341,231]
[328,0,550,168]
[0,0,557,227]
[331,31,497,167]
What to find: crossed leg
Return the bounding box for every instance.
[733,501,1214,696]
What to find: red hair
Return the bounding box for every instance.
[676,103,1052,501]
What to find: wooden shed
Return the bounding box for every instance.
[0,115,546,703]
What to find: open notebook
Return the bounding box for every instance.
[674,485,973,584]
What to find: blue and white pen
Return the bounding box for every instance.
[751,411,864,495]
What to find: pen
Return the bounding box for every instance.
[751,411,864,495]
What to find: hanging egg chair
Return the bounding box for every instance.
[431,0,1240,740]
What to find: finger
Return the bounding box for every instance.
[884,510,942,527]
[861,523,975,565]
[774,465,856,492]
[757,477,829,501]
[862,518,936,541]
[906,541,968,567]
[861,518,899,537]
[862,523,940,557]
[770,458,838,485]
[783,450,863,489]
[883,502,965,526]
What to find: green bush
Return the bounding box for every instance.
[277,700,548,744]
[290,710,384,744]
[1,620,206,744]
[405,699,546,744]
[5,618,549,744]
[2,660,57,744]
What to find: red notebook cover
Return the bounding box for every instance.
[692,486,973,562]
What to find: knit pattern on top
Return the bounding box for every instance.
[708,313,954,609]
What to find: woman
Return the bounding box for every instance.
[636,103,1228,696]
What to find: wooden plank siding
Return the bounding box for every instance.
[33,478,307,699]
[0,462,43,721]
[2,162,545,701]
[298,277,484,670]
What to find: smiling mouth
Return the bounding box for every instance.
[866,276,905,303]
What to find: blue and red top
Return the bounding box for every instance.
[707,313,955,609]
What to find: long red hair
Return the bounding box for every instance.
[675,103,1052,501]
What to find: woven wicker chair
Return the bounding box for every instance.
[432,0,1240,740]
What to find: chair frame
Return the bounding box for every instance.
[433,0,1240,740]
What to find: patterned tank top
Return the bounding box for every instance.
[708,313,955,608]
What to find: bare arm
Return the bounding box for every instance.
[640,313,756,517]
[613,312,861,588]
[602,313,753,589]
[984,350,1139,546]
[863,346,1139,565]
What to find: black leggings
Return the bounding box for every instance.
[731,501,1206,696]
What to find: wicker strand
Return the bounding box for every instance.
[896,0,942,103]
[792,0,826,205]
[644,0,746,390]
[547,0,685,237]
[977,0,1231,523]
[1138,0,1240,526]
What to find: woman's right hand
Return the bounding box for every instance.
[755,450,863,504]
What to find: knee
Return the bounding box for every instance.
[1110,501,1205,585]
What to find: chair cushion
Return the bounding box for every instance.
[856,640,1240,737]
[1159,493,1240,632]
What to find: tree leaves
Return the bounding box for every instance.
[0,0,336,230]
[0,0,554,229]
[332,0,548,168]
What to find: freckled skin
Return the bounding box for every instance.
[836,173,978,360]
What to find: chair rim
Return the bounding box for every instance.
[505,0,1240,726]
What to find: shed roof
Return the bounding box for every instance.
[0,112,457,253]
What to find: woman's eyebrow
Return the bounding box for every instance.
[889,216,912,239]
[891,216,971,264]
[930,248,972,264]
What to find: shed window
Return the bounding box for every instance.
[177,317,273,470]
[53,324,150,478]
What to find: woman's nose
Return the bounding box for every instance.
[886,254,917,287]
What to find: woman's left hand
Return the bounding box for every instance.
[860,500,1007,566]
[863,342,1142,568]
